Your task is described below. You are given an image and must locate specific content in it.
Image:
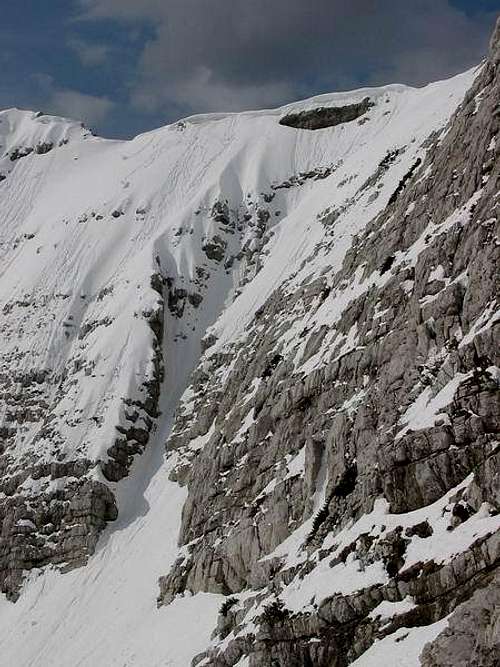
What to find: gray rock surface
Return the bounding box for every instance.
[158,17,500,666]
[420,571,500,666]
[279,98,373,130]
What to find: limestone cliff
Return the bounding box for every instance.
[159,18,500,667]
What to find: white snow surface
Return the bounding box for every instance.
[395,371,472,440]
[350,616,451,667]
[0,67,481,665]
[0,449,223,667]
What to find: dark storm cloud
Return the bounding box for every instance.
[79,0,498,116]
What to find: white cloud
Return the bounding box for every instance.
[131,66,295,115]
[1,73,114,131]
[49,89,114,126]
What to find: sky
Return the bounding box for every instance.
[1,1,499,138]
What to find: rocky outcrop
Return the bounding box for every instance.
[0,272,166,598]
[194,532,499,666]
[0,457,117,600]
[101,277,165,482]
[420,571,500,667]
[202,234,227,262]
[279,97,373,130]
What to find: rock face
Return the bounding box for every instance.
[0,18,498,667]
[157,19,500,667]
[420,571,500,667]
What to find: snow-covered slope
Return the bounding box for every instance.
[0,28,498,666]
[0,73,475,493]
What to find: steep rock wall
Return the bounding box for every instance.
[158,19,500,667]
